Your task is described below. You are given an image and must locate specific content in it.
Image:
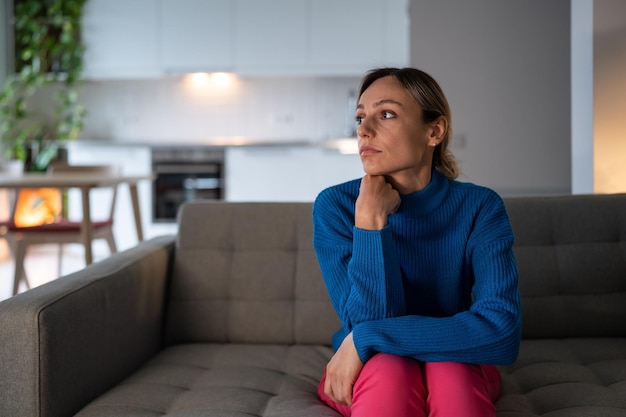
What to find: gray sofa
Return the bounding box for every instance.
[1,195,625,417]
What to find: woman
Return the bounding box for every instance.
[313,67,521,417]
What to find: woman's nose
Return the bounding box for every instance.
[357,118,374,138]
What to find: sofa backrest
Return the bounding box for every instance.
[164,201,340,345]
[164,194,626,345]
[504,193,626,338]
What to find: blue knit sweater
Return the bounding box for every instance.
[312,170,521,365]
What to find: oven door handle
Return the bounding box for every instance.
[154,164,221,174]
[183,178,221,190]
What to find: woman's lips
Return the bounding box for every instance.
[359,145,380,156]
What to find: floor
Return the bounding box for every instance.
[0,242,110,302]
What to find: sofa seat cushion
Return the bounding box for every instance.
[497,338,626,416]
[74,339,626,416]
[74,343,341,417]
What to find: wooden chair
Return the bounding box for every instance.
[0,162,21,267]
[0,224,12,258]
[6,164,119,295]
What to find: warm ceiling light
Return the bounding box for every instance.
[185,72,211,88]
[322,138,359,155]
[210,72,235,88]
[182,72,237,94]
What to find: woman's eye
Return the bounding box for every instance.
[382,111,395,119]
[355,115,364,125]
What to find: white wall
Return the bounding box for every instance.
[69,76,361,144]
[409,0,573,196]
[29,0,594,197]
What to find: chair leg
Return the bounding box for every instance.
[105,232,118,254]
[13,242,30,295]
[57,243,64,276]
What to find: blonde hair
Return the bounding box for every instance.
[358,68,460,180]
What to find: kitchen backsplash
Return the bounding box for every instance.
[33,75,362,144]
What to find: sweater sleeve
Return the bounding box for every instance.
[352,193,522,365]
[312,187,406,332]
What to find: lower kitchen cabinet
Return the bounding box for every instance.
[225,146,363,201]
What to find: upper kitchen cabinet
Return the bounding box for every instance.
[160,0,234,73]
[234,0,308,75]
[82,0,160,79]
[310,0,408,75]
[382,0,409,66]
[234,0,408,76]
[80,0,408,78]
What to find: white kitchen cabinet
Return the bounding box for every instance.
[382,0,410,65]
[310,0,408,74]
[234,0,407,76]
[234,0,308,75]
[80,0,408,78]
[225,147,363,202]
[82,0,160,79]
[160,0,234,72]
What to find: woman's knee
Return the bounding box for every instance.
[423,362,500,417]
[354,353,426,400]
[351,354,426,416]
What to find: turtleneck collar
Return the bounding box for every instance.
[397,169,450,216]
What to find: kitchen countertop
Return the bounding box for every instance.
[69,137,359,154]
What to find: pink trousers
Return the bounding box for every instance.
[318,353,502,417]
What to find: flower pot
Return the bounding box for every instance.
[0,159,24,176]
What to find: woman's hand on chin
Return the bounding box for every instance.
[355,175,400,230]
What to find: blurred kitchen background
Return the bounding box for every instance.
[0,0,625,285]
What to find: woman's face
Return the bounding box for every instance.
[356,76,441,185]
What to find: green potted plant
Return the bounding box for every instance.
[0,0,87,172]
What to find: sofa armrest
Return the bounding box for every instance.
[0,235,176,417]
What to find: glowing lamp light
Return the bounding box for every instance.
[14,188,62,227]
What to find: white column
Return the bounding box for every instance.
[571,0,594,194]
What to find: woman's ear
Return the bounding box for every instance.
[429,117,447,147]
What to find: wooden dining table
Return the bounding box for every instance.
[0,172,153,265]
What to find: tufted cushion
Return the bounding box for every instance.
[66,197,626,417]
[72,339,626,417]
[504,194,626,338]
[164,202,340,346]
[74,343,340,417]
[497,338,626,416]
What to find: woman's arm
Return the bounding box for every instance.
[352,194,522,365]
[353,239,521,365]
[313,181,406,331]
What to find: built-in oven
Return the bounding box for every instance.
[151,146,224,223]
